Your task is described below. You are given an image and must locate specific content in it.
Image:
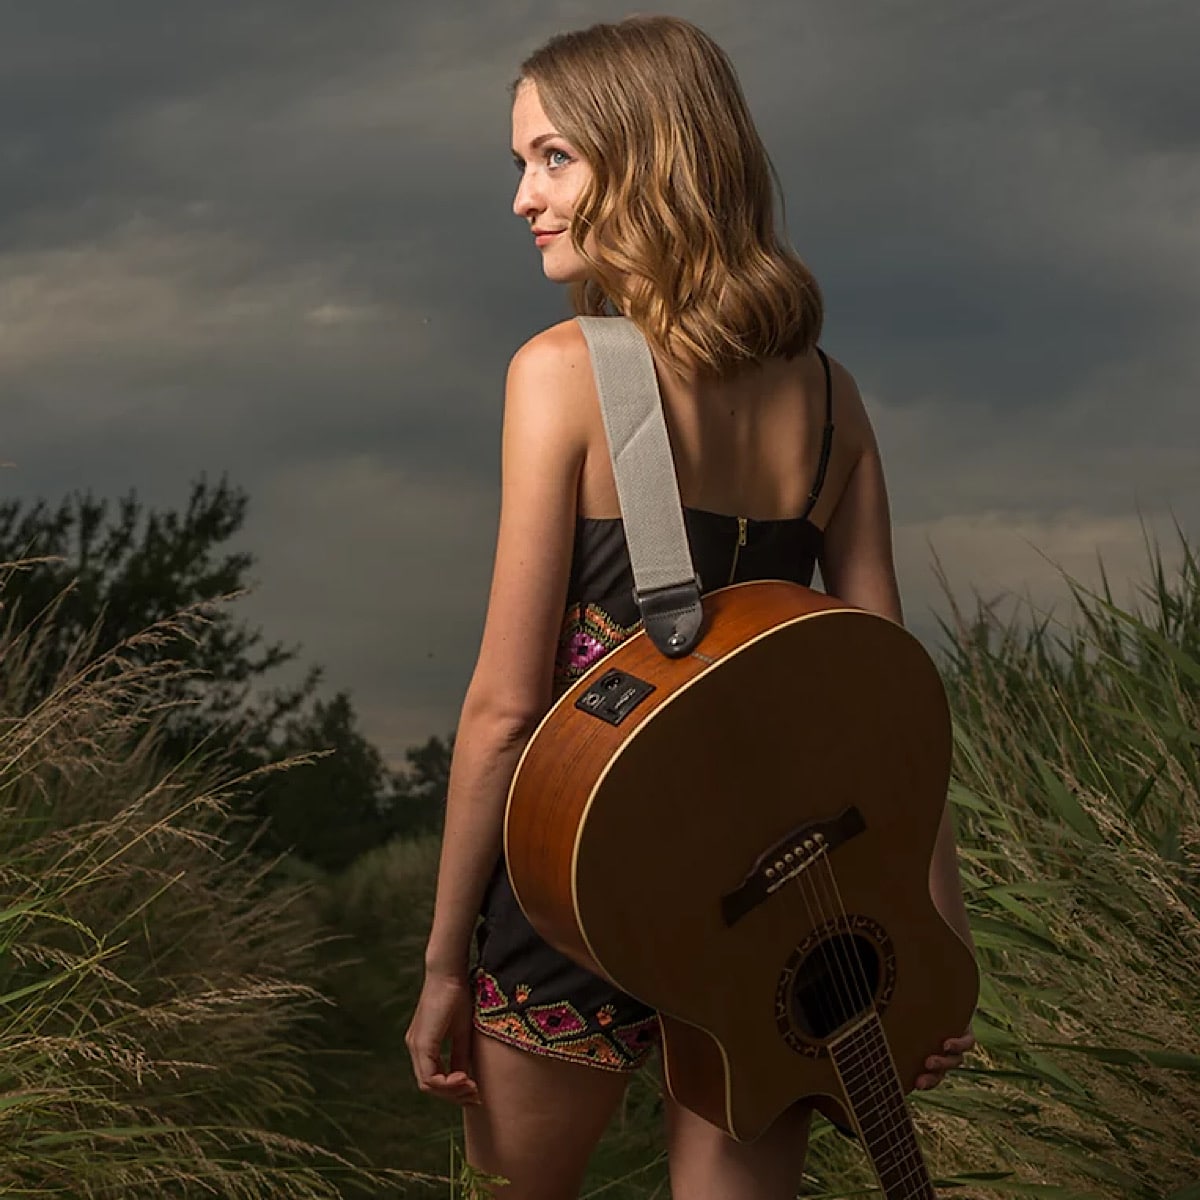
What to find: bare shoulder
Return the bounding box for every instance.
[814,350,902,620]
[820,350,868,432]
[508,318,592,392]
[819,350,876,456]
[496,324,590,477]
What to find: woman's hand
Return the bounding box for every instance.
[914,1028,975,1090]
[405,967,481,1106]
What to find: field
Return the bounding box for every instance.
[2,536,1197,1197]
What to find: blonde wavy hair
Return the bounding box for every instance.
[515,14,823,377]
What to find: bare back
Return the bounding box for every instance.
[575,336,866,537]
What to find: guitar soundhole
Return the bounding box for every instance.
[775,916,897,1057]
[789,933,880,1038]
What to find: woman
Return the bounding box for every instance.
[406,15,976,1199]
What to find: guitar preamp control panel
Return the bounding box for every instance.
[574,669,655,726]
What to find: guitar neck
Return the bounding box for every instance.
[828,1015,937,1200]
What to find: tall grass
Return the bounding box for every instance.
[897,529,1200,1198]
[6,520,1199,1199]
[0,561,424,1197]
[300,532,1200,1198]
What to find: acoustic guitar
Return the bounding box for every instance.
[505,579,978,1199]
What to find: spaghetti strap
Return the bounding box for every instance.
[798,347,835,523]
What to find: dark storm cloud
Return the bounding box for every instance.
[2,0,1198,756]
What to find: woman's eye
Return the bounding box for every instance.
[511,148,572,173]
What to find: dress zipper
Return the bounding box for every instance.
[727,516,748,584]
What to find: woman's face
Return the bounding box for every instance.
[511,79,593,284]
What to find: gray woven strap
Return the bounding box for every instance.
[576,315,703,657]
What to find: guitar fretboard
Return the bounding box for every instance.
[828,1015,936,1200]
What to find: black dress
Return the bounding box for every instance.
[472,348,834,1072]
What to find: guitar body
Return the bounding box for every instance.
[505,580,978,1147]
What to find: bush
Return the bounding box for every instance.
[0,561,421,1197]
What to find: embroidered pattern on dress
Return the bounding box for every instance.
[553,602,640,694]
[475,972,508,1013]
[475,597,647,1072]
[612,1018,659,1058]
[471,969,659,1072]
[527,1001,588,1042]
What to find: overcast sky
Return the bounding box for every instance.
[3,1,1197,766]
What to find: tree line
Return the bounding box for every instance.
[0,473,450,871]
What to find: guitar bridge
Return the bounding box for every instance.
[720,807,867,926]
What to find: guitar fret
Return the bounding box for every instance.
[843,1052,896,1088]
[868,1132,922,1175]
[840,1026,893,1064]
[847,1083,905,1117]
[837,1019,876,1050]
[858,1108,906,1141]
[857,1098,916,1153]
[853,1088,904,1125]
[845,1065,904,1104]
[871,1144,920,1181]
[830,1015,934,1200]
[842,1046,892,1077]
[843,1066,897,1095]
[886,1159,935,1197]
[874,1141,924,1172]
[880,1158,933,1197]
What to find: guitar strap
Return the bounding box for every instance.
[575,315,704,658]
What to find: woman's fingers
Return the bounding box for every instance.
[427,1070,482,1105]
[416,1059,480,1103]
[924,1051,964,1071]
[914,1030,976,1089]
[406,973,481,1106]
[413,1048,480,1104]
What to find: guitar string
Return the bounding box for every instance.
[791,866,925,1193]
[792,864,931,1200]
[784,849,870,1142]
[787,854,883,1152]
[816,862,936,1197]
[837,1034,925,1181]
[807,860,921,1184]
[786,857,876,1141]
[777,823,926,1184]
[804,852,915,1176]
[811,854,932,1190]
[787,855,860,1058]
[782,830,855,1068]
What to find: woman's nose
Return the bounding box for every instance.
[512,169,543,220]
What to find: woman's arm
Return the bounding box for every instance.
[818,362,975,957]
[818,361,975,1090]
[408,324,590,1104]
[422,321,590,976]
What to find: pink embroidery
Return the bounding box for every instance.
[473,1012,635,1072]
[527,1001,588,1041]
[611,1017,660,1057]
[474,971,507,1014]
[553,603,639,694]
[470,973,660,1073]
[554,1033,629,1069]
